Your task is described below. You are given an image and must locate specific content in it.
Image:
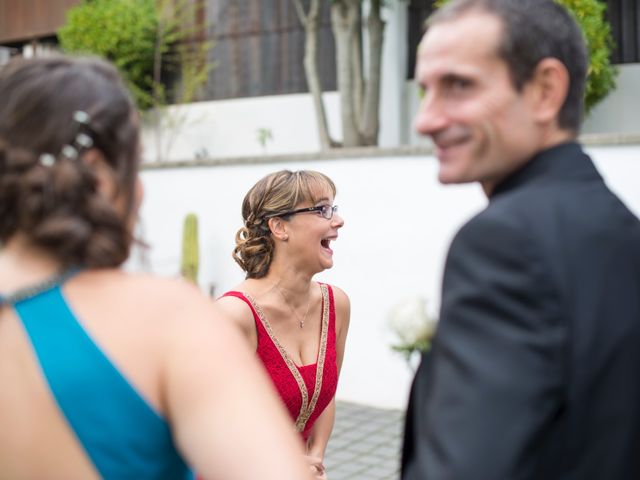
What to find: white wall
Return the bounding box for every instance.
[130,146,640,410]
[582,64,640,134]
[140,92,342,162]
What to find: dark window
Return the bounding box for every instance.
[406,0,436,79]
[204,0,336,100]
[603,0,640,64]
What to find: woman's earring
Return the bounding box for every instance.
[282,234,288,241]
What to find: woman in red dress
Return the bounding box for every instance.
[215,170,350,479]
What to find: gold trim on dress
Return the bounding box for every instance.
[244,283,330,433]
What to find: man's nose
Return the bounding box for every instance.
[414,93,449,137]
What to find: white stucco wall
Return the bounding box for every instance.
[130,145,640,410]
[140,92,342,162]
[582,64,640,134]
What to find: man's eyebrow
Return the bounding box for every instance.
[440,72,474,83]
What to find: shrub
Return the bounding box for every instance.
[562,0,617,113]
[58,0,159,109]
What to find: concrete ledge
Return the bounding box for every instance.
[579,132,640,146]
[141,133,640,171]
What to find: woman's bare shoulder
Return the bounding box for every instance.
[327,284,349,310]
[75,270,214,322]
[326,283,350,331]
[212,284,258,339]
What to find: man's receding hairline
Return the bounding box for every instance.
[420,7,506,59]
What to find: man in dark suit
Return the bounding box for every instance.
[402,0,640,478]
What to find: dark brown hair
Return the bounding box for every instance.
[233,170,336,279]
[0,54,140,268]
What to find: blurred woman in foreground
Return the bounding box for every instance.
[0,54,311,480]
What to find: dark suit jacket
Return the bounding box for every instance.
[402,142,640,479]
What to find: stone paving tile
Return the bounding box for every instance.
[325,401,404,480]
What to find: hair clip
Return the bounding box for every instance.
[73,111,91,125]
[75,133,94,149]
[39,153,56,167]
[61,145,78,159]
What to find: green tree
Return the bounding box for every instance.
[59,0,212,112]
[59,0,213,161]
[59,0,159,109]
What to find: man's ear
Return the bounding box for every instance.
[81,149,117,200]
[527,57,570,125]
[267,216,289,241]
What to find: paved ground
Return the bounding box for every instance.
[324,401,405,480]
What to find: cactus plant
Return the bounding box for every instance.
[180,213,199,285]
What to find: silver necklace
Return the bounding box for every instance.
[274,284,312,329]
[0,268,78,306]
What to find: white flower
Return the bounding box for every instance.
[388,296,438,346]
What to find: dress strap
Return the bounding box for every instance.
[14,286,190,478]
[0,268,80,307]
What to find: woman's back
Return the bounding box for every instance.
[0,265,313,479]
[0,269,199,478]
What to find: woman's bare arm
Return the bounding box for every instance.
[162,286,311,480]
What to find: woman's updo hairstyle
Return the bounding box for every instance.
[233,170,336,279]
[0,55,140,269]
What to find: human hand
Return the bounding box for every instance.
[305,455,327,479]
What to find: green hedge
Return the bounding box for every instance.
[58,0,160,109]
[562,0,617,113]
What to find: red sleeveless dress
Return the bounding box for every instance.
[223,283,338,441]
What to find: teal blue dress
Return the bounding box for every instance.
[1,282,193,479]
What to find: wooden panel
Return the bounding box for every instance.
[0,0,81,43]
[203,0,336,100]
[605,0,640,64]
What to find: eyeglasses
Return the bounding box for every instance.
[265,205,339,220]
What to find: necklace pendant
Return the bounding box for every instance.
[299,319,304,329]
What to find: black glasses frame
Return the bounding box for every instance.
[265,205,338,220]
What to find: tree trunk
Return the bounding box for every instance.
[351,7,364,126]
[291,0,336,150]
[294,0,386,149]
[361,0,384,146]
[332,0,362,147]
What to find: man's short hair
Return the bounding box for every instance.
[428,0,588,132]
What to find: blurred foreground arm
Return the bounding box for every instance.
[163,285,312,480]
